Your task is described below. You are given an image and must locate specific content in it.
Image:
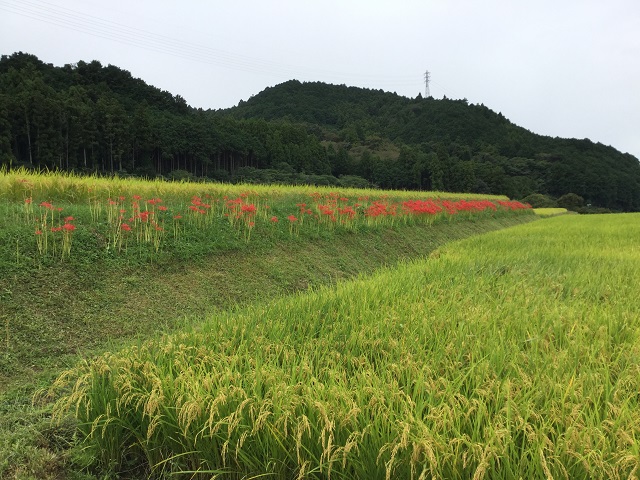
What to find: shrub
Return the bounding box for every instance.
[557,193,584,211]
[521,193,557,208]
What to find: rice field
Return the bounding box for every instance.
[46,213,640,479]
[0,168,510,204]
[533,208,569,217]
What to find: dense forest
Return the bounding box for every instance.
[2,52,639,211]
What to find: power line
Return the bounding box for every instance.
[1,0,421,90]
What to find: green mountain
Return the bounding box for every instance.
[225,80,640,210]
[1,52,639,211]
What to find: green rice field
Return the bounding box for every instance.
[45,212,640,479]
[533,208,569,217]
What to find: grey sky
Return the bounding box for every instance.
[1,0,639,160]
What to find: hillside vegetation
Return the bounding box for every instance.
[2,52,639,210]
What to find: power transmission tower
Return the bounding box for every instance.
[424,70,431,98]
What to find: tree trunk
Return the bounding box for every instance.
[25,108,33,165]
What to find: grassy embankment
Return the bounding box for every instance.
[44,212,640,479]
[0,170,532,479]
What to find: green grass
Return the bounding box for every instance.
[44,213,640,479]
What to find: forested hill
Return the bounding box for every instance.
[2,52,640,211]
[228,80,520,149]
[226,80,640,211]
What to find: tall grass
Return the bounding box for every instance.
[46,213,640,479]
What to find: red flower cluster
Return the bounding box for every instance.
[365,201,397,218]
[498,200,531,210]
[189,196,211,215]
[402,200,442,215]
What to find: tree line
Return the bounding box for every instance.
[0,53,330,180]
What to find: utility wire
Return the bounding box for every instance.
[1,0,422,89]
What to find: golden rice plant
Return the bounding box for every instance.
[46,208,640,478]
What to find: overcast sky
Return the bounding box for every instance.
[1,0,639,159]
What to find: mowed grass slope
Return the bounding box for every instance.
[48,213,640,479]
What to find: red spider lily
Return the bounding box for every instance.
[64,216,74,222]
[158,205,168,211]
[133,195,142,200]
[25,197,32,204]
[51,226,62,232]
[118,196,125,201]
[498,200,530,210]
[62,223,76,232]
[338,206,357,219]
[402,200,442,216]
[241,204,257,214]
[270,216,279,223]
[318,205,334,216]
[287,215,297,222]
[173,215,182,220]
[35,229,42,235]
[365,201,391,218]
[309,192,323,203]
[441,201,459,215]
[121,223,132,231]
[247,221,255,228]
[39,201,53,209]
